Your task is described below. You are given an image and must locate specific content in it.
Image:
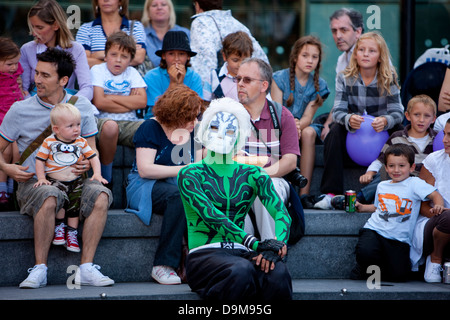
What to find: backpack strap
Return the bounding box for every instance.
[16,95,79,165]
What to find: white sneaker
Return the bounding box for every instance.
[424,255,443,283]
[19,264,47,289]
[152,265,181,285]
[75,263,114,286]
[314,194,333,210]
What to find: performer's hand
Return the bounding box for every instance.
[257,238,285,254]
[253,252,279,273]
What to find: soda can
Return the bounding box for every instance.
[345,190,356,213]
[444,262,450,284]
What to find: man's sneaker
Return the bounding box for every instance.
[75,263,114,286]
[314,194,333,210]
[152,265,181,285]
[52,222,66,245]
[331,195,345,210]
[66,229,81,253]
[424,255,443,283]
[19,264,47,289]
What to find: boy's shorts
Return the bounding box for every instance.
[48,176,84,218]
[17,178,113,219]
[96,118,144,148]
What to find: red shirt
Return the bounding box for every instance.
[0,62,23,124]
[245,99,300,167]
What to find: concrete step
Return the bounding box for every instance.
[1,280,449,301]
[0,209,371,286]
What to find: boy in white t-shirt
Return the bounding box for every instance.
[350,143,444,282]
[91,31,147,184]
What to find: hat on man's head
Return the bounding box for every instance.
[155,31,197,57]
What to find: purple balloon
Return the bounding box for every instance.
[346,115,389,166]
[433,130,444,151]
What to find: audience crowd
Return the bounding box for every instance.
[0,0,450,296]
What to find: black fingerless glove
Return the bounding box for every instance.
[259,250,282,263]
[256,239,285,253]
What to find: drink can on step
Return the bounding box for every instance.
[345,190,356,213]
[444,262,450,284]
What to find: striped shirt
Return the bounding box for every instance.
[36,133,96,174]
[76,16,146,52]
[333,72,404,132]
[374,125,436,176]
[244,100,300,167]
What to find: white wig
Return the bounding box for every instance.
[196,97,252,154]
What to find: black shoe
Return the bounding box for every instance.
[331,195,345,210]
[301,194,316,209]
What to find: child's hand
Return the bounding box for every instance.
[349,114,364,130]
[360,171,376,184]
[355,201,363,212]
[371,116,387,133]
[90,174,108,185]
[294,118,302,140]
[33,179,51,188]
[430,204,445,216]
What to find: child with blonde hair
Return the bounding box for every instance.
[271,35,330,199]
[316,31,404,210]
[0,37,24,207]
[34,103,107,252]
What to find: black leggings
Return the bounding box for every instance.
[423,209,450,258]
[186,248,292,300]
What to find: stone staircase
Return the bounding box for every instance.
[1,145,450,300]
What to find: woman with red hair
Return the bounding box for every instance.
[125,85,204,285]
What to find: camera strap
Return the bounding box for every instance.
[250,99,282,154]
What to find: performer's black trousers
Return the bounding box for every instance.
[186,248,292,300]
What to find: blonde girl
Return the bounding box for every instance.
[337,31,402,132]
[316,31,404,209]
[272,35,330,197]
[20,0,93,100]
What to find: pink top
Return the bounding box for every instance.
[0,62,23,124]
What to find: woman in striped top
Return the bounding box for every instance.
[76,0,147,68]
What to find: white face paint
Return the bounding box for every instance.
[205,111,239,154]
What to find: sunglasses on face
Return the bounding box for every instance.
[233,76,266,84]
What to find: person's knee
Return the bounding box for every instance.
[93,192,110,213]
[100,120,119,141]
[35,196,58,219]
[301,126,316,142]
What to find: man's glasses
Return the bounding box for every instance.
[233,76,266,84]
